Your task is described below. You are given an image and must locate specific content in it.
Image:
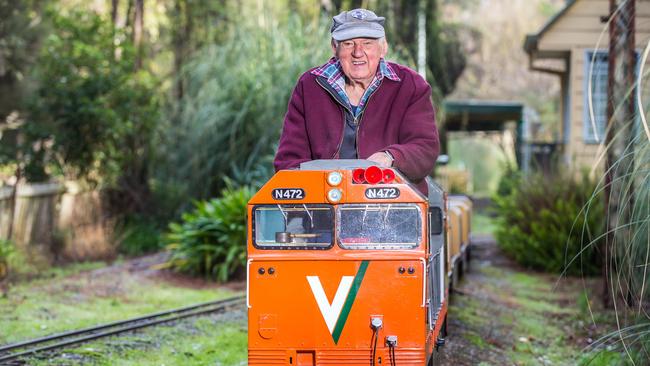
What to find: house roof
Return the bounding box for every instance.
[523,0,577,54]
[443,100,524,131]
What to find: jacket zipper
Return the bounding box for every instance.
[315,77,383,159]
[355,79,383,158]
[315,77,352,158]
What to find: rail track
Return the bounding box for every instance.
[0,295,245,365]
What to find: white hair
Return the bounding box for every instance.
[332,37,387,49]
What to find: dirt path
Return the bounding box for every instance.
[437,235,600,366]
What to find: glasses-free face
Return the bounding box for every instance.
[333,38,387,85]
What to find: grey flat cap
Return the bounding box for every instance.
[330,8,386,41]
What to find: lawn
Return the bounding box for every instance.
[0,260,240,345]
[26,315,247,366]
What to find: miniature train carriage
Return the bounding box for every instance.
[247,160,449,366]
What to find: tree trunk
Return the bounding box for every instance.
[604,0,636,308]
[125,0,134,29]
[111,0,119,26]
[172,0,185,101]
[133,0,143,70]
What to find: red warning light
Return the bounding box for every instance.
[382,169,395,183]
[364,166,383,184]
[352,168,366,184]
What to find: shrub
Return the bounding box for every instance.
[493,171,604,275]
[163,186,253,282]
[26,9,159,188]
[0,239,15,280]
[495,163,523,197]
[114,216,162,256]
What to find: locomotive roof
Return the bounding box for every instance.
[299,159,376,171]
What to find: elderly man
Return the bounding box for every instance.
[274,8,439,193]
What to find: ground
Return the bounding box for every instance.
[0,213,627,365]
[439,235,616,365]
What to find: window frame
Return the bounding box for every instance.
[583,50,609,144]
[251,204,335,250]
[583,49,640,144]
[336,203,423,250]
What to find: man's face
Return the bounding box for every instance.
[333,38,387,84]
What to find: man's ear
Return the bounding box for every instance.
[331,39,338,57]
[380,39,388,58]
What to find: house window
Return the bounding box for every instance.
[583,51,608,144]
[583,50,639,144]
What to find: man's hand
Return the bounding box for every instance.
[367,151,393,167]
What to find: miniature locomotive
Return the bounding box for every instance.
[247,160,471,366]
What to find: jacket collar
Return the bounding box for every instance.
[310,57,401,84]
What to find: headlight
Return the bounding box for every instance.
[327,171,343,186]
[327,188,342,202]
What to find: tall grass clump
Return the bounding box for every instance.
[156,15,331,208]
[493,171,604,275]
[579,130,650,365]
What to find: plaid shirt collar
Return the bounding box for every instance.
[311,57,400,116]
[311,57,401,84]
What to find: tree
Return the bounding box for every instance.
[167,0,230,102]
[133,0,144,69]
[0,0,45,122]
[369,0,466,99]
[604,0,636,307]
[25,10,158,201]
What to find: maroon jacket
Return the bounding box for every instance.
[274,62,440,193]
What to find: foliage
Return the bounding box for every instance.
[495,164,523,197]
[25,9,159,187]
[156,15,330,203]
[163,186,253,282]
[0,0,45,116]
[370,0,466,100]
[448,135,513,197]
[114,216,162,256]
[0,239,14,280]
[447,0,564,140]
[586,135,650,364]
[493,171,604,275]
[0,1,47,171]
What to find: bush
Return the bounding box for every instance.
[493,171,604,275]
[114,216,162,256]
[26,9,159,188]
[0,239,15,280]
[163,186,253,282]
[495,163,523,197]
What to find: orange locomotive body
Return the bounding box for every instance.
[247,160,463,366]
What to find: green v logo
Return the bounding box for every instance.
[306,261,369,344]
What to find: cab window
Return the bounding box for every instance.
[253,205,334,249]
[337,204,421,250]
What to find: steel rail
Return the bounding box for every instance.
[0,295,244,363]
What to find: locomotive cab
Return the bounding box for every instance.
[247,160,447,366]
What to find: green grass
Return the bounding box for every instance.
[465,331,489,349]
[26,319,247,366]
[5,247,110,282]
[452,258,622,365]
[472,212,497,236]
[0,271,237,344]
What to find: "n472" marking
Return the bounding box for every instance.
[272,188,305,200]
